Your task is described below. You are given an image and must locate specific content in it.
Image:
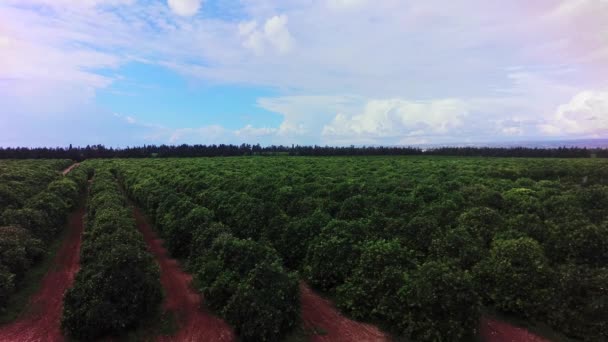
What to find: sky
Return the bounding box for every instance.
[0,0,607,147]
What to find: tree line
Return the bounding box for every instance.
[0,144,606,160]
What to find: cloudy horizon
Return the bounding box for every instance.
[1,0,607,147]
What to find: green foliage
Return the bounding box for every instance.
[222,261,300,341]
[101,156,608,341]
[457,207,503,245]
[0,160,82,314]
[473,237,552,318]
[336,239,414,320]
[545,219,608,266]
[62,245,162,340]
[397,261,481,341]
[270,209,331,270]
[547,264,608,341]
[303,219,368,291]
[430,226,486,269]
[193,235,299,341]
[1,208,51,241]
[0,226,45,280]
[61,168,161,340]
[25,192,69,229]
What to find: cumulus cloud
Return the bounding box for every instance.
[167,0,202,17]
[540,90,608,136]
[239,15,294,55]
[322,98,470,141]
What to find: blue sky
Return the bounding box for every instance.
[0,0,607,147]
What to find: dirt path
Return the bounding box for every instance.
[0,206,85,342]
[300,282,389,342]
[61,162,80,176]
[480,317,552,342]
[133,208,235,342]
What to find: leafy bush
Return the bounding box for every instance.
[547,264,608,341]
[0,226,45,280]
[193,234,299,341]
[397,261,481,341]
[303,219,368,291]
[61,168,161,339]
[1,208,51,241]
[62,245,162,340]
[473,237,551,318]
[336,239,415,320]
[222,261,300,341]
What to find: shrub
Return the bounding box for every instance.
[473,237,551,318]
[547,264,608,341]
[0,226,45,280]
[193,235,299,341]
[336,239,414,320]
[61,168,161,339]
[1,208,52,241]
[62,245,162,340]
[397,261,481,341]
[303,219,368,291]
[222,261,300,341]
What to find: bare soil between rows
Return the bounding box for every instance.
[61,163,80,176]
[133,208,235,342]
[0,206,85,342]
[480,317,552,342]
[300,283,389,342]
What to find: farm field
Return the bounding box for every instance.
[0,160,87,319]
[1,156,607,341]
[86,156,607,341]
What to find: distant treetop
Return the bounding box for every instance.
[0,144,605,160]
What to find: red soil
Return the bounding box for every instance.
[61,163,80,176]
[0,206,85,342]
[300,282,389,342]
[480,317,552,342]
[133,208,235,342]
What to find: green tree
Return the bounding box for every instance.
[398,261,481,341]
[473,237,551,318]
[303,220,368,291]
[336,239,414,320]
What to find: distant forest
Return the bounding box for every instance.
[0,144,607,160]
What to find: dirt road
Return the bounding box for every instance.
[481,317,552,342]
[61,163,79,176]
[0,206,85,342]
[133,207,235,342]
[300,282,388,342]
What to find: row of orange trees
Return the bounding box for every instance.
[0,160,87,316]
[100,156,607,341]
[110,161,301,341]
[61,167,162,340]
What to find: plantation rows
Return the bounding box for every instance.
[0,160,87,315]
[78,156,607,341]
[61,167,162,339]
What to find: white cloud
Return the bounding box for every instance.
[502,127,523,136]
[540,89,608,136]
[239,15,294,55]
[322,98,469,141]
[235,125,277,137]
[167,0,202,17]
[327,0,368,10]
[2,0,608,145]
